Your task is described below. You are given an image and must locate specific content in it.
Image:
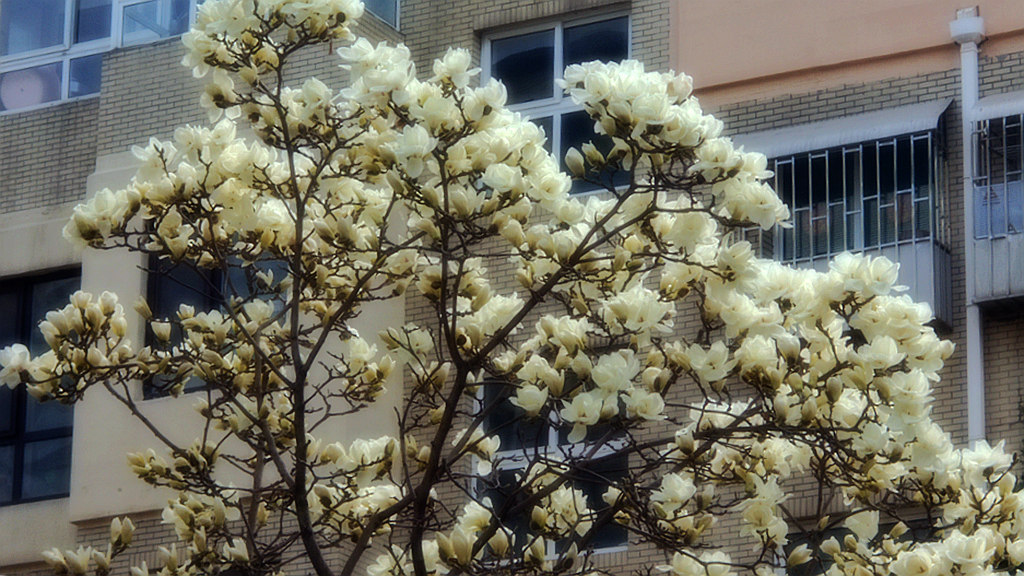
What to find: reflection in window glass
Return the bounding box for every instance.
[363,0,397,27]
[0,0,66,56]
[122,0,190,46]
[0,270,77,505]
[564,17,628,66]
[75,0,112,43]
[70,53,103,97]
[0,62,63,112]
[561,110,628,192]
[491,30,554,105]
[21,437,73,500]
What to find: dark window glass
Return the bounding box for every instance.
[561,109,629,193]
[75,0,112,43]
[0,269,78,506]
[482,381,547,453]
[21,437,73,500]
[491,30,554,105]
[69,54,103,97]
[564,17,628,66]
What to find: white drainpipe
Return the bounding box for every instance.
[950,7,986,445]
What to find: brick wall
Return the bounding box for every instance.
[712,67,971,445]
[0,99,99,213]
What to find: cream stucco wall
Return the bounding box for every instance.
[672,0,1024,105]
[66,151,406,522]
[0,206,81,564]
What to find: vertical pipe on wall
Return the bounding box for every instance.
[950,7,986,444]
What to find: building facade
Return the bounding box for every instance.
[0,0,1021,574]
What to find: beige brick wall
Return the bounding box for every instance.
[0,99,99,213]
[712,67,970,445]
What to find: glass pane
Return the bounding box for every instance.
[483,468,529,549]
[898,192,913,241]
[482,381,546,453]
[0,0,65,56]
[829,203,844,253]
[1010,181,1024,234]
[532,116,553,153]
[827,150,843,204]
[793,156,809,209]
[844,149,861,203]
[0,62,63,112]
[915,199,930,239]
[896,137,913,191]
[0,287,19,347]
[846,211,862,249]
[21,437,73,500]
[864,198,879,247]
[913,137,931,198]
[564,17,628,66]
[569,454,628,549]
[25,398,72,433]
[150,262,220,320]
[0,445,13,504]
[69,54,103,97]
[878,142,895,202]
[880,204,895,245]
[775,161,793,206]
[561,110,629,192]
[75,0,111,43]
[862,145,877,197]
[490,29,554,105]
[0,387,13,436]
[812,218,828,256]
[122,0,190,45]
[976,186,992,238]
[363,0,397,26]
[795,210,810,259]
[30,276,80,355]
[810,155,827,214]
[782,226,794,261]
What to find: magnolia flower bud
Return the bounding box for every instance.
[564,147,585,178]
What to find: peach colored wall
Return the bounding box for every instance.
[672,1,1024,105]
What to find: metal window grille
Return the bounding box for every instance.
[773,132,938,264]
[973,114,1024,238]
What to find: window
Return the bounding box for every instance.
[363,0,397,28]
[145,256,286,397]
[0,0,203,113]
[0,269,78,505]
[483,14,630,193]
[480,380,628,552]
[772,132,937,263]
[119,0,193,46]
[974,114,1024,238]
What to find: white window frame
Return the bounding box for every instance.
[0,0,202,114]
[481,11,631,193]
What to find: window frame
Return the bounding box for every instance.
[771,130,940,264]
[480,11,631,194]
[0,267,79,507]
[0,0,204,114]
[973,113,1024,239]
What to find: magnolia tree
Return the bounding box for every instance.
[2,1,1021,576]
